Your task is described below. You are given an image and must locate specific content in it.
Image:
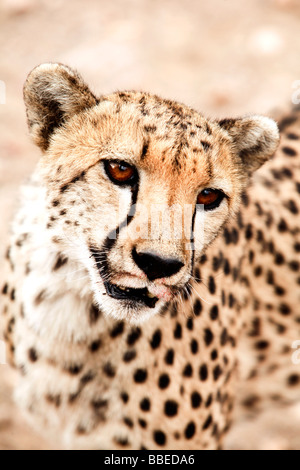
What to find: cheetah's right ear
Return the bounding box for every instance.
[218,115,280,174]
[23,63,98,151]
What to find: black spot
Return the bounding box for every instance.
[220,328,228,346]
[275,285,285,296]
[278,115,297,131]
[138,418,147,428]
[183,363,193,377]
[153,430,166,446]
[191,391,202,408]
[294,242,300,253]
[245,224,253,240]
[46,394,61,407]
[212,256,221,271]
[89,339,102,352]
[103,362,116,378]
[134,368,147,383]
[223,259,231,275]
[150,329,162,349]
[211,349,218,360]
[34,289,47,306]
[256,230,264,243]
[164,400,178,417]
[194,299,202,316]
[90,304,101,323]
[123,350,136,362]
[213,365,222,381]
[200,254,207,264]
[284,199,298,215]
[60,184,69,193]
[278,219,288,232]
[91,398,108,410]
[208,276,216,295]
[114,436,130,447]
[174,322,182,339]
[69,391,80,403]
[144,125,157,133]
[53,253,68,271]
[287,374,299,386]
[204,328,214,346]
[158,374,170,389]
[2,283,8,295]
[254,266,262,277]
[10,288,15,301]
[199,364,208,381]
[140,397,151,411]
[241,192,249,207]
[205,394,213,408]
[201,141,211,151]
[282,146,297,157]
[120,392,129,403]
[186,317,193,330]
[185,421,196,439]
[289,261,300,272]
[190,339,198,354]
[287,133,299,140]
[165,349,174,365]
[80,371,96,385]
[202,415,213,430]
[28,348,38,362]
[110,321,124,338]
[266,270,275,285]
[279,303,291,315]
[67,364,83,375]
[275,252,285,265]
[255,340,269,350]
[228,294,235,308]
[223,228,232,244]
[127,327,142,345]
[221,290,226,306]
[123,417,134,428]
[210,305,219,320]
[242,395,260,408]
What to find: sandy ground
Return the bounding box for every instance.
[0,0,300,450]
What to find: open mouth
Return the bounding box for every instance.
[90,247,159,309]
[104,281,159,309]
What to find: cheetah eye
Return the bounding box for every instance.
[197,188,226,211]
[104,160,138,186]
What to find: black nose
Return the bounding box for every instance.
[132,248,184,281]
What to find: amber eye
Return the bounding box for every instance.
[197,188,225,211]
[104,160,138,185]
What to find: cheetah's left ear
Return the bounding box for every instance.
[218,115,280,173]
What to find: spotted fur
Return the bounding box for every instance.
[1,64,299,450]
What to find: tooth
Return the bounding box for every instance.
[119,286,126,291]
[147,292,156,298]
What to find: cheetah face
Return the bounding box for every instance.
[24,64,279,323]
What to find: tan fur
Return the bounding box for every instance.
[2,64,299,450]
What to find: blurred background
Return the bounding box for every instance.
[0,0,300,450]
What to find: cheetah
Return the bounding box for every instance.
[1,63,300,450]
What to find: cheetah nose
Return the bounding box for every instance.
[132,247,184,281]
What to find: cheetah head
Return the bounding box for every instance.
[24,63,279,323]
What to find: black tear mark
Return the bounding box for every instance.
[141,140,149,160]
[91,181,139,281]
